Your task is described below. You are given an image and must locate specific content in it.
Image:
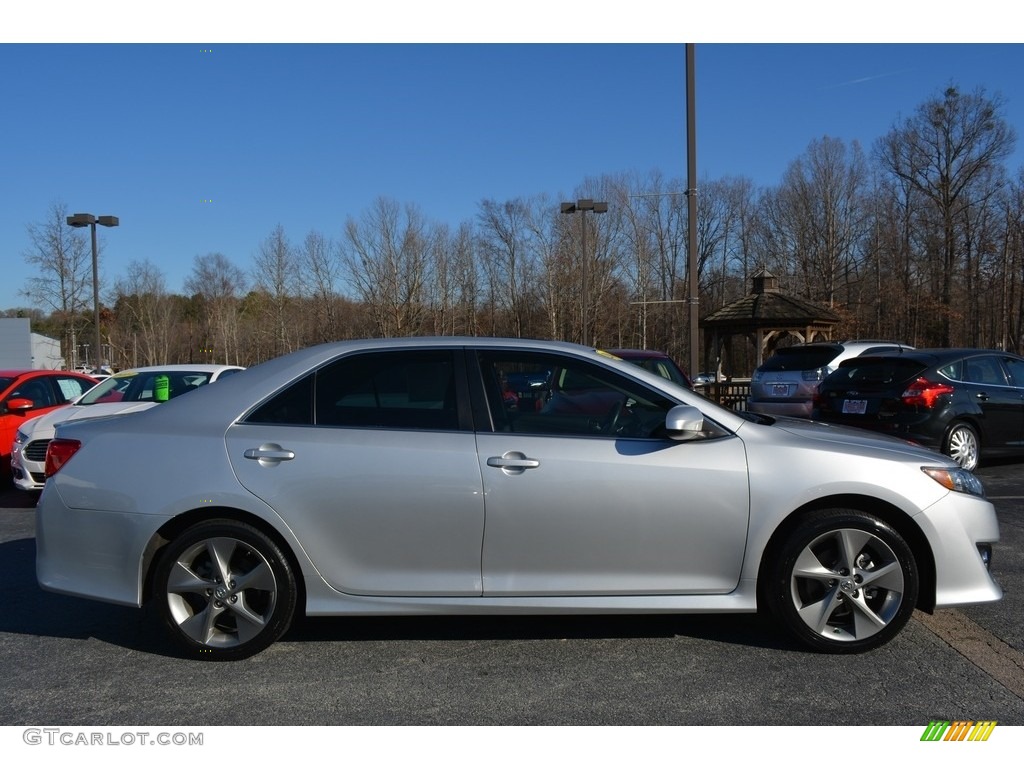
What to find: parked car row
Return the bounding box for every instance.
[813,348,1024,472]
[8,365,243,491]
[32,337,1000,660]
[749,340,912,418]
[1,369,99,481]
[748,340,1024,472]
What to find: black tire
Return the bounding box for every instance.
[153,519,297,661]
[764,509,918,653]
[943,421,980,472]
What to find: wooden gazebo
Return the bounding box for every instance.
[702,269,840,377]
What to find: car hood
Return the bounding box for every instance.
[767,415,947,463]
[27,402,159,437]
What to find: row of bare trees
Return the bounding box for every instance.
[11,85,1023,376]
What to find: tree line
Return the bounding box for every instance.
[10,85,1023,377]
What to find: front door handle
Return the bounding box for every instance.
[487,452,540,474]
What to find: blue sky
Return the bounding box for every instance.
[2,4,1022,311]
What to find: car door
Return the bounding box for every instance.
[1,374,58,464]
[471,350,750,596]
[226,349,486,596]
[995,355,1024,448]
[961,354,1023,450]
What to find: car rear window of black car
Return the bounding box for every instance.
[760,345,842,371]
[827,358,928,386]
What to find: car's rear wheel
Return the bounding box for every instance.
[153,520,297,661]
[944,422,980,471]
[764,509,918,653]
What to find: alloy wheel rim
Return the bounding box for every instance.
[948,428,979,470]
[165,536,278,648]
[789,527,905,642]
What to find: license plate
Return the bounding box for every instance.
[771,384,789,397]
[842,399,867,414]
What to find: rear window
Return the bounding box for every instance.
[826,358,928,387]
[760,345,842,372]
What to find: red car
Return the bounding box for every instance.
[1,369,98,482]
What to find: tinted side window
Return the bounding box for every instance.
[963,356,1008,386]
[1002,356,1024,387]
[248,374,314,425]
[316,350,460,431]
[477,351,676,438]
[11,377,55,408]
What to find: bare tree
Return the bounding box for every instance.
[252,224,298,356]
[297,229,342,343]
[876,85,1016,345]
[111,260,175,367]
[21,202,95,366]
[477,198,541,338]
[184,253,247,364]
[341,198,431,337]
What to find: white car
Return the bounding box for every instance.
[12,364,243,491]
[34,338,1000,660]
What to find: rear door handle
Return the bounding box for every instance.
[243,444,295,465]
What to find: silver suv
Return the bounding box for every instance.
[749,340,911,418]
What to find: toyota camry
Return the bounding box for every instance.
[35,338,1001,660]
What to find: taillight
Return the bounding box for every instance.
[901,377,954,408]
[45,438,82,477]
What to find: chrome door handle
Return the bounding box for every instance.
[487,457,540,469]
[487,452,540,472]
[243,444,295,464]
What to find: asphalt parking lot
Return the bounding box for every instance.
[0,462,1022,727]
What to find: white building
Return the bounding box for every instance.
[0,318,66,369]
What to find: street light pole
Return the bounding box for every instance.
[67,213,119,371]
[560,199,608,346]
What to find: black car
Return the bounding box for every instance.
[812,348,1024,471]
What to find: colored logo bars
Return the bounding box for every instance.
[921,721,997,741]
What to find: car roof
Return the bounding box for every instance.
[604,348,672,360]
[842,347,1023,365]
[83,337,747,435]
[110,364,245,375]
[0,369,94,377]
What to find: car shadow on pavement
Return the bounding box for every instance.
[287,611,798,652]
[0,536,178,656]
[0,532,798,658]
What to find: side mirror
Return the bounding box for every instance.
[6,397,35,414]
[665,404,705,441]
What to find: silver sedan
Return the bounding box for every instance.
[36,338,1001,660]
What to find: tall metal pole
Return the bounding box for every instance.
[581,208,588,346]
[90,221,101,370]
[686,43,699,379]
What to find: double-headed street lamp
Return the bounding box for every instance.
[560,199,607,346]
[67,213,119,371]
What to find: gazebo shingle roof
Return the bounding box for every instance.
[703,290,840,328]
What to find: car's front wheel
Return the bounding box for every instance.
[764,509,918,653]
[153,520,297,661]
[944,421,980,471]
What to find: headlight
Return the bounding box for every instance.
[922,466,986,497]
[14,429,28,445]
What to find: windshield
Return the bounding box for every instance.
[79,370,217,405]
